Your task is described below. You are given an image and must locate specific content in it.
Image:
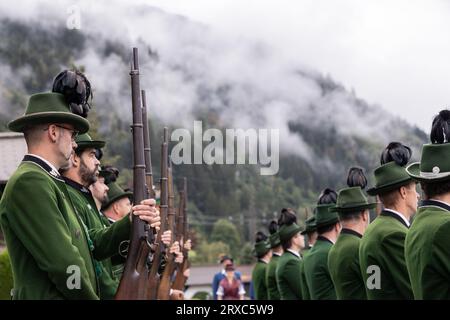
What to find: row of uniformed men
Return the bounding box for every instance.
[251,110,450,300]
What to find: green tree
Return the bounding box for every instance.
[0,250,13,300]
[210,219,241,257]
[238,242,254,265]
[190,241,230,265]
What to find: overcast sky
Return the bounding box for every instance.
[136,0,450,132]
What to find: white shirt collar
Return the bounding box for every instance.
[272,252,282,257]
[27,153,60,177]
[287,249,300,258]
[384,208,410,227]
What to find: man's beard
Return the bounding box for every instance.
[101,194,109,206]
[80,159,98,187]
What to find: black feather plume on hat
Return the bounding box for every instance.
[347,167,367,189]
[255,231,268,243]
[102,165,119,183]
[268,220,278,234]
[317,188,337,204]
[278,208,297,226]
[380,142,412,166]
[52,70,92,118]
[430,109,450,144]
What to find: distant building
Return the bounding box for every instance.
[0,132,26,193]
[0,132,26,244]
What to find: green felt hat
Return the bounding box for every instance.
[253,240,271,257]
[367,161,415,196]
[98,167,114,184]
[101,182,133,210]
[75,133,105,151]
[8,92,89,133]
[315,204,339,227]
[278,223,303,242]
[331,187,377,214]
[268,231,281,248]
[406,143,450,182]
[301,215,317,235]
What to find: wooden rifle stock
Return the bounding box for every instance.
[157,157,178,299]
[115,47,153,300]
[172,178,189,290]
[147,128,169,299]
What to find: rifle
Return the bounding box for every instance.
[147,127,169,299]
[157,156,178,300]
[141,89,156,199]
[172,178,189,290]
[115,47,154,300]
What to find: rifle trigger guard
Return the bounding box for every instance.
[118,240,130,258]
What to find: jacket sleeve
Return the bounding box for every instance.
[382,230,414,299]
[310,253,336,300]
[6,172,98,299]
[284,259,303,299]
[431,222,450,282]
[299,261,310,300]
[88,215,130,261]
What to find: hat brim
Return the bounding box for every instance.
[406,162,450,182]
[367,177,414,196]
[76,140,106,150]
[8,112,90,134]
[301,226,317,235]
[279,224,303,242]
[101,191,133,210]
[330,202,378,214]
[315,216,339,228]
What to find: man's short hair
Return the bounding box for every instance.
[421,181,450,199]
[220,255,233,264]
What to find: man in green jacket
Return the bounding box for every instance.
[60,133,126,299]
[265,221,282,300]
[405,116,450,299]
[328,187,374,300]
[299,215,316,300]
[303,203,341,300]
[0,92,161,299]
[275,208,304,300]
[252,232,271,299]
[61,134,178,299]
[361,142,418,299]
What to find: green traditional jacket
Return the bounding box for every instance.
[299,248,311,300]
[275,250,302,300]
[63,177,131,299]
[359,210,413,300]
[303,236,336,300]
[252,259,269,300]
[0,156,99,299]
[328,228,366,300]
[405,200,450,299]
[265,252,281,300]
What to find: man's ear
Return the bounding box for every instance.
[47,124,59,143]
[400,186,408,199]
[112,201,120,214]
[71,153,81,168]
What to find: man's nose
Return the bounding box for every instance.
[72,141,78,149]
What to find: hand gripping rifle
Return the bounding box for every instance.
[115,48,155,300]
[172,178,189,290]
[157,156,179,299]
[147,128,169,299]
